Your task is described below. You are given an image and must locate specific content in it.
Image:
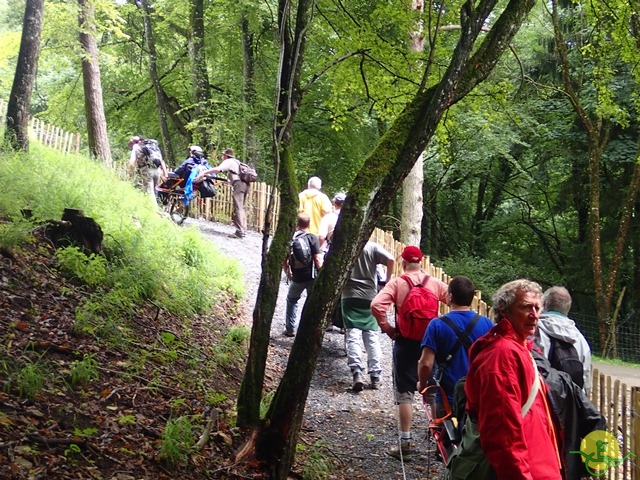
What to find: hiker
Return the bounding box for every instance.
[417,276,493,415]
[197,148,248,239]
[370,245,448,461]
[282,213,323,337]
[318,192,346,253]
[465,279,562,479]
[535,286,592,395]
[128,136,167,205]
[298,176,332,235]
[175,145,209,181]
[342,241,394,392]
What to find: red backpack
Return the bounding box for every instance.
[396,275,440,341]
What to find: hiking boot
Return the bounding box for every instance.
[370,376,380,390]
[387,440,413,461]
[352,372,364,392]
[283,330,295,337]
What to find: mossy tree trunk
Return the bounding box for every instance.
[252,0,537,478]
[188,0,212,150]
[236,0,313,430]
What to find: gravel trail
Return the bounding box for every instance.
[189,217,442,479]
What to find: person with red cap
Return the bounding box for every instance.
[370,245,448,461]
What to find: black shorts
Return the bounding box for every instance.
[393,336,422,393]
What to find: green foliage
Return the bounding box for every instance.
[211,326,249,367]
[69,355,99,386]
[158,416,194,466]
[297,441,335,480]
[56,248,108,287]
[15,362,45,399]
[0,219,32,252]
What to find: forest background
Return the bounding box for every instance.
[2,0,640,477]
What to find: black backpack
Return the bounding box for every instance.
[141,139,163,167]
[548,338,584,388]
[289,232,313,270]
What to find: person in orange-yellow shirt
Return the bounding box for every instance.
[370,245,448,461]
[298,176,332,235]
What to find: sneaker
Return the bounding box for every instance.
[283,330,295,337]
[370,376,380,390]
[352,372,364,392]
[387,440,413,461]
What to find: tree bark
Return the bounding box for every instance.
[401,0,427,246]
[242,11,259,163]
[236,0,312,432]
[4,0,44,151]
[247,0,537,478]
[78,0,112,166]
[188,0,212,150]
[139,0,175,166]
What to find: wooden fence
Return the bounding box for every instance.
[591,369,639,479]
[0,99,81,154]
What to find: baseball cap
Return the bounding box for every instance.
[333,193,346,204]
[401,246,422,263]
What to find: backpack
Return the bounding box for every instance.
[396,275,439,341]
[548,337,584,389]
[289,231,313,270]
[141,139,163,168]
[197,178,216,199]
[236,159,258,183]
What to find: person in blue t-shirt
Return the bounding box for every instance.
[417,275,493,414]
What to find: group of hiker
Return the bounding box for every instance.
[282,175,601,480]
[128,137,250,238]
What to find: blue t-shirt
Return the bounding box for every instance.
[421,310,493,403]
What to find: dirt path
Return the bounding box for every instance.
[189,218,440,479]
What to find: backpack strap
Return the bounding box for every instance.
[401,274,428,288]
[521,354,541,417]
[436,313,481,383]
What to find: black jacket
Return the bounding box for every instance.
[533,350,606,479]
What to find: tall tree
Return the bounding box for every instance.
[78,0,112,165]
[550,0,640,353]
[236,0,312,431]
[188,0,212,149]
[138,0,175,165]
[401,0,426,246]
[241,9,259,163]
[237,0,537,477]
[3,0,44,151]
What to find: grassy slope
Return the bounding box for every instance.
[0,146,252,478]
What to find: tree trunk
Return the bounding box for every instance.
[139,0,175,166]
[242,11,259,163]
[236,0,312,431]
[401,0,427,246]
[188,0,212,150]
[247,0,537,477]
[78,0,112,166]
[4,0,44,151]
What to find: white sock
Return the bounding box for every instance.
[400,432,411,441]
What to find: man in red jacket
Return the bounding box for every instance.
[465,279,563,479]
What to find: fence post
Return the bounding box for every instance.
[633,387,639,480]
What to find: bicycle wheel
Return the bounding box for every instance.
[169,196,190,225]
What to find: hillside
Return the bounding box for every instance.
[0,224,251,479]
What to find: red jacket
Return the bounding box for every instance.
[465,320,562,480]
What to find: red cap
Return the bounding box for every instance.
[401,246,422,263]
